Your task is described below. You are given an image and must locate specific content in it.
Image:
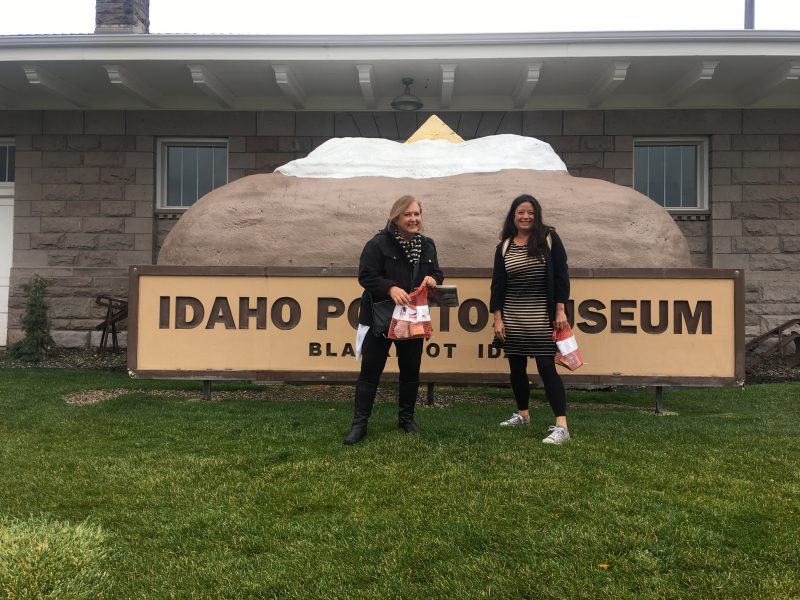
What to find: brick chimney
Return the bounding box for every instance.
[95,0,150,34]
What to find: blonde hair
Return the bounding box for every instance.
[388,195,424,233]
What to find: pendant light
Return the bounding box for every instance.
[391,77,423,111]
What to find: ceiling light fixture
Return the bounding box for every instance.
[391,77,423,111]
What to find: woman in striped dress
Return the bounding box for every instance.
[490,194,571,444]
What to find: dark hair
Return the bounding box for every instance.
[500,194,553,260]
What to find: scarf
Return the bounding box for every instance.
[390,225,423,264]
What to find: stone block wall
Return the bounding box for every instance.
[3,108,800,346]
[711,111,800,337]
[8,111,156,346]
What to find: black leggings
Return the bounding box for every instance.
[507,355,567,417]
[359,333,423,385]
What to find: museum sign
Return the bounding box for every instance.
[128,266,744,386]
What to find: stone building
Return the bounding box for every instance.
[1,0,799,347]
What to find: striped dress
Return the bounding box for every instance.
[502,242,557,357]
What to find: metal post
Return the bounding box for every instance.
[203,380,212,401]
[744,0,755,29]
[426,382,435,406]
[655,386,664,414]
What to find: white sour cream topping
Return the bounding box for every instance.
[276,134,567,179]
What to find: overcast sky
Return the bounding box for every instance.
[2,0,799,35]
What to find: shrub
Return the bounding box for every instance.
[8,274,55,362]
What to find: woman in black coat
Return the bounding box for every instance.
[490,194,572,444]
[344,195,444,445]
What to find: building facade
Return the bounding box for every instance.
[1,3,799,347]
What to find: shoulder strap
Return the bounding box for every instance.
[547,232,552,250]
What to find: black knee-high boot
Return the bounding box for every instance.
[344,381,378,445]
[398,381,422,433]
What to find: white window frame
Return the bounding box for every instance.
[156,138,228,211]
[632,137,709,213]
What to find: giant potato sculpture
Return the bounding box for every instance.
[158,125,690,269]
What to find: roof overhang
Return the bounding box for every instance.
[1,30,799,110]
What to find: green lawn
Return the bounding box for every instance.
[1,370,798,599]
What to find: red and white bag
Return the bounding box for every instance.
[553,323,584,371]
[388,284,433,340]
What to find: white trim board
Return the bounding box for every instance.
[0,182,14,347]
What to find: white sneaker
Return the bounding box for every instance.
[542,425,570,444]
[500,413,530,426]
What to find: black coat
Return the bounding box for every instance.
[489,229,570,323]
[357,227,445,327]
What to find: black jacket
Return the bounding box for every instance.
[489,229,570,323]
[358,227,445,327]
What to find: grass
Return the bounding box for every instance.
[0,516,112,599]
[1,369,799,599]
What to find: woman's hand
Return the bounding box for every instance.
[553,304,568,331]
[422,275,437,289]
[493,316,506,342]
[389,286,412,306]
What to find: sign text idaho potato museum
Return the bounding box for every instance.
[128,266,744,386]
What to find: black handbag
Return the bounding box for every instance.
[371,299,394,337]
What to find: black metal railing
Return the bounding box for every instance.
[95,294,128,352]
[746,318,800,368]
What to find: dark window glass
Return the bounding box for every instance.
[680,145,697,208]
[213,146,227,188]
[0,146,6,181]
[197,147,214,199]
[7,146,14,182]
[181,147,198,207]
[647,146,666,205]
[634,142,700,210]
[167,146,182,205]
[663,146,682,208]
[163,143,227,208]
[633,145,648,195]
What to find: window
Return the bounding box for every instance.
[633,138,708,212]
[157,139,228,209]
[0,142,14,183]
